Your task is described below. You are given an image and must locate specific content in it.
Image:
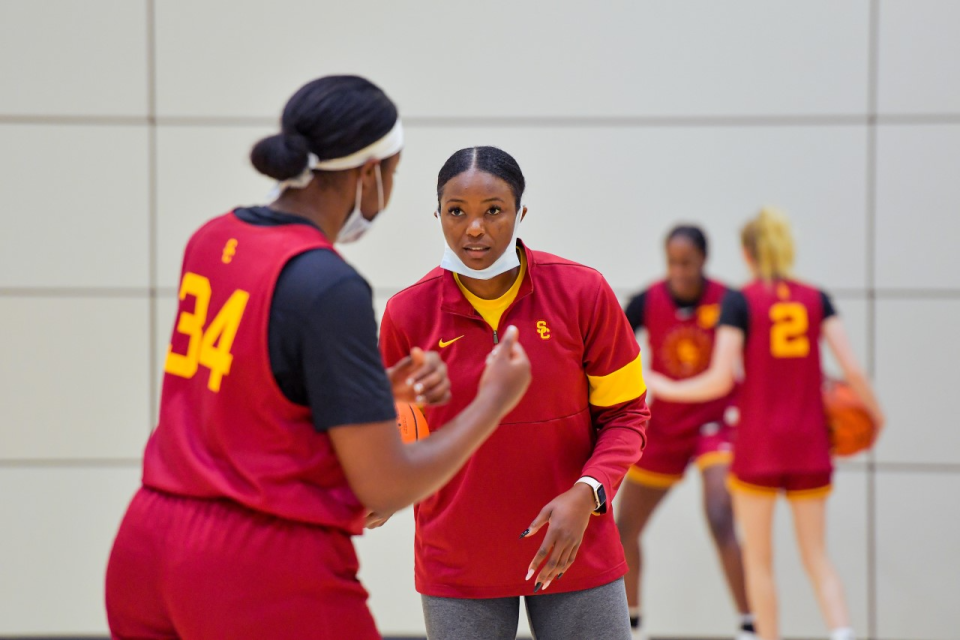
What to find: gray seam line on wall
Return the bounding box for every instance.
[1,459,958,473]
[866,2,880,637]
[1,114,960,127]
[146,0,159,435]
[2,287,960,299]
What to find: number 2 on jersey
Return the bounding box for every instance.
[769,302,810,358]
[164,272,250,392]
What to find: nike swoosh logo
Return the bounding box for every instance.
[438,335,464,348]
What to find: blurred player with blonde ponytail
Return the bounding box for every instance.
[647,208,884,640]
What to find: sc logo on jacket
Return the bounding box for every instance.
[536,320,551,340]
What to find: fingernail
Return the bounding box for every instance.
[414,383,424,393]
[519,528,530,539]
[533,582,542,593]
[542,580,551,591]
[525,568,534,581]
[406,378,414,386]
[416,395,425,404]
[557,572,563,580]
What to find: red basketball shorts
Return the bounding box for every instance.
[106,487,380,640]
[627,419,734,489]
[727,470,833,500]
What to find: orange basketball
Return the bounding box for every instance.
[823,379,877,456]
[395,402,430,444]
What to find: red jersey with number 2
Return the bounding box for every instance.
[734,279,831,477]
[142,212,367,534]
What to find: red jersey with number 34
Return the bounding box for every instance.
[733,279,831,477]
[142,212,368,534]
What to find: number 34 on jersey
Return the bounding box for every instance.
[164,272,250,392]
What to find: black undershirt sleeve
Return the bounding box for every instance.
[269,250,396,432]
[821,290,838,320]
[717,290,749,334]
[623,290,647,333]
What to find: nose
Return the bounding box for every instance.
[466,216,484,237]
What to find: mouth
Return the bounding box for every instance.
[460,245,492,260]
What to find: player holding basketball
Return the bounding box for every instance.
[616,225,754,640]
[646,208,884,640]
[105,77,531,640]
[379,146,650,640]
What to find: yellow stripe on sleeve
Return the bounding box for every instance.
[586,353,646,408]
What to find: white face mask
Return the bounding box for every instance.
[438,207,523,279]
[337,164,384,244]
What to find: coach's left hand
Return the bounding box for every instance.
[387,347,451,406]
[520,483,596,592]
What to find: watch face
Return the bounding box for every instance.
[597,484,607,507]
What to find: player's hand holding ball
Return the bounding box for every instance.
[478,325,531,417]
[387,348,451,406]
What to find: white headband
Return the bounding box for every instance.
[271,119,404,196]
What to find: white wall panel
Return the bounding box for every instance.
[0,1,148,117]
[876,470,960,639]
[155,0,869,119]
[878,1,960,115]
[0,125,150,288]
[0,297,151,460]
[875,299,960,465]
[876,125,960,289]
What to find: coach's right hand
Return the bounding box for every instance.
[478,325,531,416]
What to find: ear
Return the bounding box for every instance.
[359,158,380,183]
[519,205,527,222]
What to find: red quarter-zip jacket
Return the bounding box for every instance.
[379,241,650,597]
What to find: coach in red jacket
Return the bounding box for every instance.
[380,146,650,640]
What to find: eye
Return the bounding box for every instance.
[447,207,464,216]
[486,206,502,216]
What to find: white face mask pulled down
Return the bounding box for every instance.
[438,208,523,279]
[337,164,383,244]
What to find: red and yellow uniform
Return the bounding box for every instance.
[106,212,380,639]
[379,242,650,598]
[724,279,833,499]
[625,279,737,488]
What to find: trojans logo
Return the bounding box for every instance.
[660,326,711,377]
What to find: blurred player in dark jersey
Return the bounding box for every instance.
[617,226,753,640]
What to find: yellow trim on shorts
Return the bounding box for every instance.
[786,484,833,501]
[695,451,733,471]
[626,466,683,489]
[726,475,778,497]
[587,353,646,407]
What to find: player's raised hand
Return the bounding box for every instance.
[387,347,451,405]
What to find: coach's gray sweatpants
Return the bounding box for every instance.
[420,578,631,640]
